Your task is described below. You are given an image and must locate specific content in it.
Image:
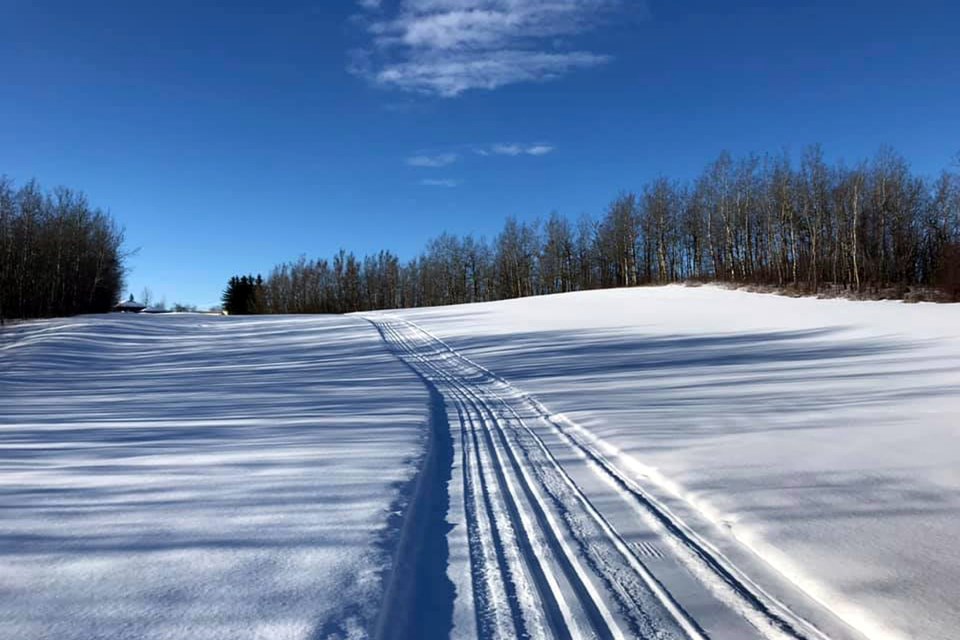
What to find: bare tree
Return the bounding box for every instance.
[247,145,959,314]
[0,177,125,320]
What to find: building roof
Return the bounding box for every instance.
[114,299,146,310]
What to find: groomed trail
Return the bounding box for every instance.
[364,314,857,640]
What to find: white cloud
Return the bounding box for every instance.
[526,144,554,156]
[408,143,554,169]
[352,0,622,96]
[483,143,556,156]
[490,143,524,156]
[376,50,608,97]
[406,152,459,167]
[420,178,460,187]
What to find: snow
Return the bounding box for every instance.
[4,287,958,639]
[395,285,960,640]
[0,314,429,640]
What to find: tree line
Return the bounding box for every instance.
[1,177,126,321]
[235,145,960,315]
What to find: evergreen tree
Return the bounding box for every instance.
[222,274,264,314]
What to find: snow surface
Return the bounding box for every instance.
[4,288,957,640]
[395,285,960,640]
[0,314,429,640]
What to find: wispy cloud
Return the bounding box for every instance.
[483,143,555,157]
[526,144,554,156]
[420,178,460,187]
[490,144,553,156]
[351,0,623,97]
[406,152,459,167]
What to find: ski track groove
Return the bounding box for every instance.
[459,374,564,640]
[365,314,832,640]
[456,398,519,639]
[381,320,554,640]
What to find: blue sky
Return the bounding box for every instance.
[2,0,958,308]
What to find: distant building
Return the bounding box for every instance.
[112,295,146,313]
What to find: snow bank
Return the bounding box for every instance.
[0,314,428,640]
[397,285,960,640]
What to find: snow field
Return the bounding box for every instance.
[0,314,429,640]
[4,285,958,640]
[396,285,960,640]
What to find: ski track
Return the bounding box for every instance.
[365,314,839,640]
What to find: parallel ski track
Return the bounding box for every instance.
[366,314,838,640]
[370,316,703,640]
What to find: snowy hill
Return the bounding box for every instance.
[2,286,958,640]
[396,284,960,640]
